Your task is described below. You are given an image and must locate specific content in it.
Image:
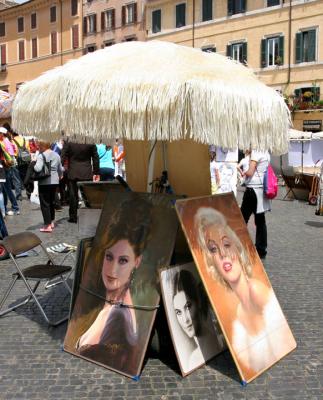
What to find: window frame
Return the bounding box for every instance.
[17,16,24,34]
[295,28,317,64]
[152,9,161,33]
[71,24,79,49]
[102,8,115,31]
[201,46,216,53]
[71,0,78,17]
[0,22,6,38]
[31,37,38,59]
[31,12,37,30]
[175,2,186,29]
[50,6,57,23]
[267,0,280,7]
[261,34,284,68]
[50,31,58,54]
[17,39,25,62]
[0,43,7,65]
[201,0,213,22]
[228,0,246,16]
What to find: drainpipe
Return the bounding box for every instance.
[192,0,195,48]
[287,0,292,85]
[59,0,63,66]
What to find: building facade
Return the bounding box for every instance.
[83,0,146,53]
[0,0,83,93]
[146,0,323,119]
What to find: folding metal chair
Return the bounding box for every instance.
[0,232,72,326]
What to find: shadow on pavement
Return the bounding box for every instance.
[305,221,323,228]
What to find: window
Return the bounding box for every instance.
[202,0,212,22]
[296,29,316,63]
[83,14,97,35]
[152,9,161,33]
[104,40,115,47]
[267,0,280,6]
[101,9,115,31]
[32,38,38,58]
[294,87,320,102]
[72,25,79,49]
[51,31,57,54]
[125,36,136,41]
[261,36,284,67]
[122,3,137,25]
[18,40,25,61]
[85,45,96,54]
[202,46,216,53]
[31,13,37,29]
[227,42,247,63]
[0,22,5,37]
[50,6,57,23]
[0,44,6,65]
[17,17,24,33]
[176,3,186,28]
[0,85,9,92]
[71,0,78,16]
[227,0,246,16]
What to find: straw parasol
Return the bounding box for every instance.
[12,41,289,154]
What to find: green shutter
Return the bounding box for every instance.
[242,42,247,63]
[308,29,316,62]
[313,86,320,101]
[202,0,212,21]
[294,88,301,98]
[241,0,246,13]
[226,44,232,58]
[261,39,267,68]
[278,36,284,64]
[228,0,233,16]
[295,32,303,63]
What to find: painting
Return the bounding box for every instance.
[160,262,226,376]
[214,161,238,196]
[175,193,296,383]
[64,192,179,378]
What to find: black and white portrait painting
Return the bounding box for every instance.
[160,262,225,376]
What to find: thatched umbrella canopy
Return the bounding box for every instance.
[12,41,289,154]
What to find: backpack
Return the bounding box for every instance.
[263,164,278,199]
[13,137,31,166]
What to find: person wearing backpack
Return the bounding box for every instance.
[240,150,271,260]
[11,131,31,187]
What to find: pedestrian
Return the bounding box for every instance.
[34,140,63,233]
[113,139,125,178]
[0,127,20,215]
[61,141,100,223]
[11,129,31,187]
[240,149,271,259]
[96,141,114,181]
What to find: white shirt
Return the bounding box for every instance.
[245,151,270,188]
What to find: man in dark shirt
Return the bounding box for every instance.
[61,141,100,223]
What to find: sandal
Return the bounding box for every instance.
[40,226,53,233]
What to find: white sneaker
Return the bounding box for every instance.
[6,210,14,216]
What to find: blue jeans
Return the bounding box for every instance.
[3,170,19,212]
[9,167,23,198]
[100,167,115,181]
[0,184,5,216]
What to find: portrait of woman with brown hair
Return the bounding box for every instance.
[73,197,153,375]
[194,207,296,377]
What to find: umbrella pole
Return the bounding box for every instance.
[147,140,158,193]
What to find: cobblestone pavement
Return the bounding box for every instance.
[0,188,322,400]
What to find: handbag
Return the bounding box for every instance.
[31,153,51,181]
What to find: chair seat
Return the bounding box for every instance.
[13,264,72,280]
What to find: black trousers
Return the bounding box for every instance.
[38,184,57,225]
[241,187,267,257]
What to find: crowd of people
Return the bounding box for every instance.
[0,123,126,233]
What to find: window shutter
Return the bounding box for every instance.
[122,6,126,25]
[226,44,232,57]
[308,29,316,62]
[133,3,137,23]
[51,32,57,54]
[31,13,37,29]
[72,25,79,49]
[112,9,115,29]
[19,41,24,61]
[32,38,37,58]
[93,14,97,32]
[294,88,301,98]
[313,86,320,101]
[83,17,87,34]
[0,44,6,65]
[228,0,233,15]
[278,35,284,64]
[101,12,105,30]
[261,38,267,67]
[71,0,78,16]
[50,6,56,23]
[241,0,246,13]
[0,22,5,37]
[295,32,302,64]
[242,42,247,63]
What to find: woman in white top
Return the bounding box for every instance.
[240,150,270,259]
